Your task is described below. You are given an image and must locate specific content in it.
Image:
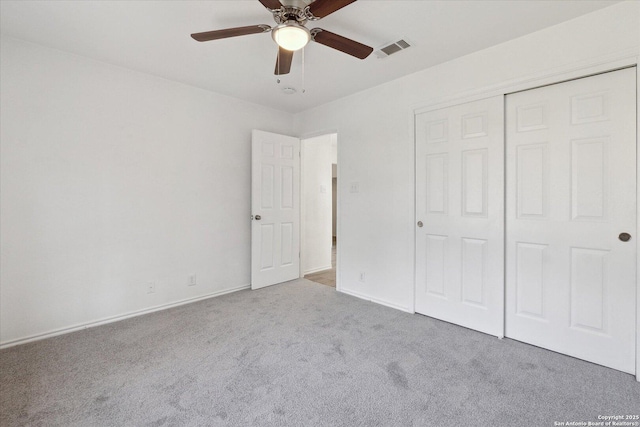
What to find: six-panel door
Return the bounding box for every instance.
[251,130,300,289]
[505,68,637,374]
[415,96,505,337]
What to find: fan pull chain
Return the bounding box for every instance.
[301,47,306,94]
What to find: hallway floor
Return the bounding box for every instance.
[303,244,336,287]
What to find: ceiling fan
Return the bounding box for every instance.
[190,0,374,75]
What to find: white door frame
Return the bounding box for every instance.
[299,131,340,290]
[412,51,640,380]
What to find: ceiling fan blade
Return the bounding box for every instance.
[191,25,270,42]
[308,0,357,18]
[258,0,283,10]
[311,29,373,59]
[275,47,294,75]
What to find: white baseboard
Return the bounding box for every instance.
[338,287,413,314]
[370,296,413,314]
[303,264,333,275]
[337,287,369,301]
[0,284,250,349]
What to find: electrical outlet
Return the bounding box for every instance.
[147,282,156,294]
[188,274,197,286]
[350,182,360,193]
[359,272,366,283]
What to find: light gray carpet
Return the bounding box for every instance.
[1,279,638,426]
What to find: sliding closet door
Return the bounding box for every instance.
[415,96,504,337]
[505,68,636,374]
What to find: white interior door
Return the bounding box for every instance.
[251,130,300,290]
[505,68,637,374]
[415,96,504,337]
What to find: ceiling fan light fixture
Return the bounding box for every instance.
[272,23,310,51]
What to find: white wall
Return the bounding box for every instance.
[332,176,337,238]
[301,134,333,274]
[294,1,640,312]
[331,135,338,238]
[330,136,337,164]
[0,37,294,345]
[2,2,638,346]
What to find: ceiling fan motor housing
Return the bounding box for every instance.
[273,6,311,25]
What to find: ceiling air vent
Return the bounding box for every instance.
[375,39,411,58]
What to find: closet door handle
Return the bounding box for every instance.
[619,232,631,242]
[255,215,262,221]
[417,221,423,228]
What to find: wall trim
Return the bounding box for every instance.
[298,129,339,140]
[370,296,413,313]
[0,284,250,349]
[338,287,370,302]
[412,47,638,115]
[635,64,640,382]
[304,265,333,275]
[339,287,413,313]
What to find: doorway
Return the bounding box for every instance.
[301,133,337,288]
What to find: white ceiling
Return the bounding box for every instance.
[0,0,620,113]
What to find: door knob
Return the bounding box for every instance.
[417,221,423,228]
[619,232,631,242]
[255,215,261,221]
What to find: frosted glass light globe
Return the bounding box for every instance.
[272,23,310,51]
